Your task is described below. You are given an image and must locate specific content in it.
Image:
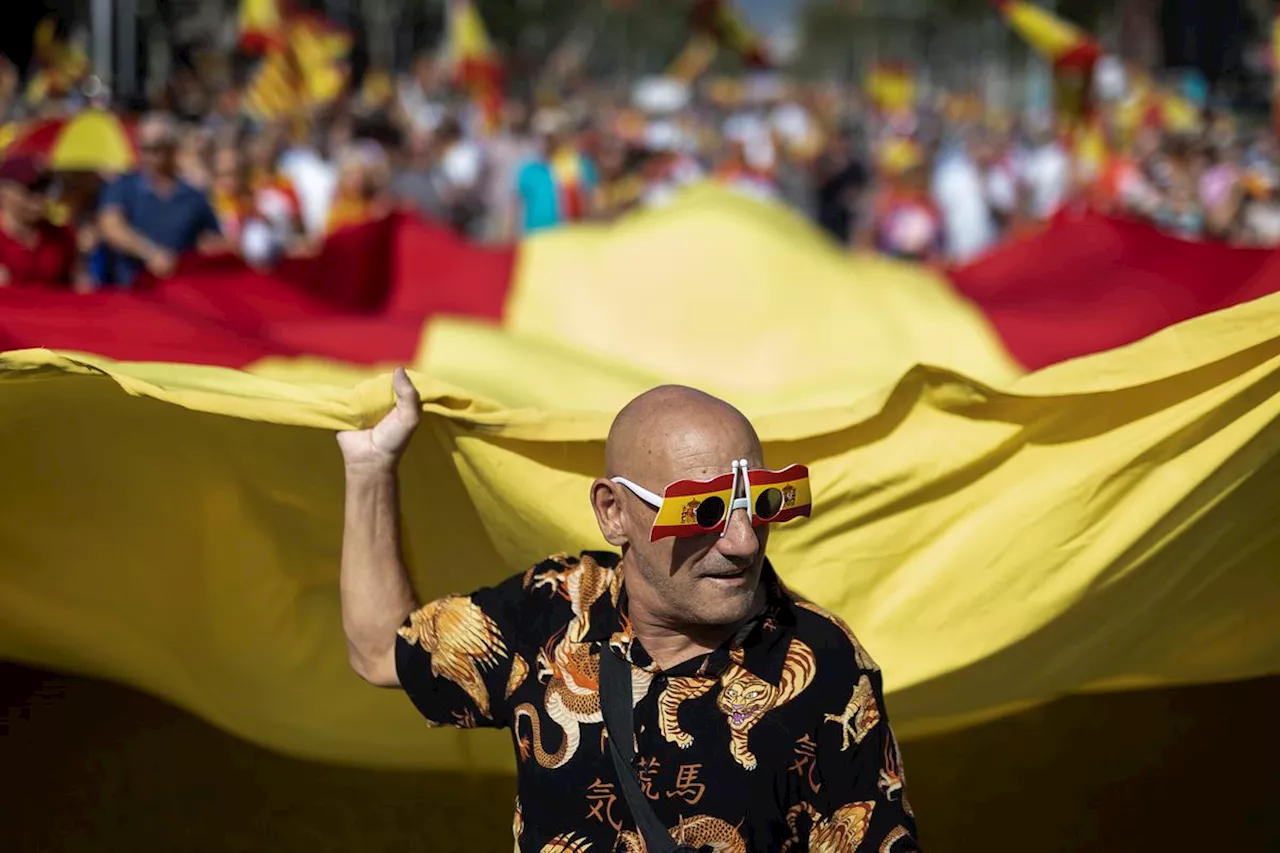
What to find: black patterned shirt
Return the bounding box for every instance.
[395,551,920,852]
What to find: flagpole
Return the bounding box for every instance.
[1273,6,1280,139]
[92,0,113,90]
[115,0,137,102]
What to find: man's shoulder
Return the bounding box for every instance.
[174,179,211,204]
[511,550,620,600]
[786,595,880,675]
[101,171,143,200]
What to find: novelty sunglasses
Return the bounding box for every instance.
[612,460,812,542]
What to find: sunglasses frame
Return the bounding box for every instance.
[613,461,811,542]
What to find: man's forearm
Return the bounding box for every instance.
[100,212,161,261]
[340,467,418,685]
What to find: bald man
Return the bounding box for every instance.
[339,369,919,852]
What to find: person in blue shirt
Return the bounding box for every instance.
[510,110,598,235]
[99,113,225,286]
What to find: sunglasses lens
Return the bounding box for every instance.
[695,495,726,529]
[754,487,784,520]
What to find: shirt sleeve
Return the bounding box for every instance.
[394,571,526,730]
[803,637,920,851]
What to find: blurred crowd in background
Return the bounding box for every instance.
[2,0,1280,291]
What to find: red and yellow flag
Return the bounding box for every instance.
[866,61,917,114]
[240,5,351,124]
[649,465,812,541]
[691,0,770,69]
[991,0,1100,124]
[444,0,504,134]
[25,17,89,104]
[238,0,285,53]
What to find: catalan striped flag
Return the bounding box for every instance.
[239,2,351,124]
[24,17,89,104]
[691,0,770,69]
[990,0,1100,125]
[444,0,504,134]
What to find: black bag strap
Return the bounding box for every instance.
[600,645,694,853]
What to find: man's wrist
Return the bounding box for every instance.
[343,460,400,482]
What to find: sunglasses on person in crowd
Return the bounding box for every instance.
[612,461,812,541]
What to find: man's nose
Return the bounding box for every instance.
[717,508,760,560]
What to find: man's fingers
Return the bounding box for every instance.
[391,367,421,426]
[392,367,421,408]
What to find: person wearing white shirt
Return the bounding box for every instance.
[1020,124,1071,220]
[931,136,998,262]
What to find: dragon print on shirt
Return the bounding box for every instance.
[515,555,651,769]
[614,814,746,853]
[879,733,913,818]
[539,832,595,852]
[395,551,919,851]
[781,801,875,853]
[507,653,530,700]
[397,594,508,720]
[656,638,817,770]
[880,825,913,852]
[529,552,620,643]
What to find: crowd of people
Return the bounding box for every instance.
[3,51,1280,291]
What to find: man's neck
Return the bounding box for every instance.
[624,584,765,673]
[146,172,178,196]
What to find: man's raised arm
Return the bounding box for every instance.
[337,367,422,687]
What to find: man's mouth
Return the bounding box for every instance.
[703,567,748,580]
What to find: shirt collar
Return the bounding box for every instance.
[581,551,796,686]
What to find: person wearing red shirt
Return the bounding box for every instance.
[0,156,78,288]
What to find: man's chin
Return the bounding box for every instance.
[687,574,761,624]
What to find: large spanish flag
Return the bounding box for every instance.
[1,187,1279,770]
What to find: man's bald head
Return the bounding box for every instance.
[605,385,760,484]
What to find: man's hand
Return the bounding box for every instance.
[145,247,177,278]
[337,367,421,475]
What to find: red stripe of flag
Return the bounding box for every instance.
[662,473,735,498]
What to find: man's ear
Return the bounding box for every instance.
[590,478,629,547]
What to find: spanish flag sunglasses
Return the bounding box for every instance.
[612,460,812,542]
